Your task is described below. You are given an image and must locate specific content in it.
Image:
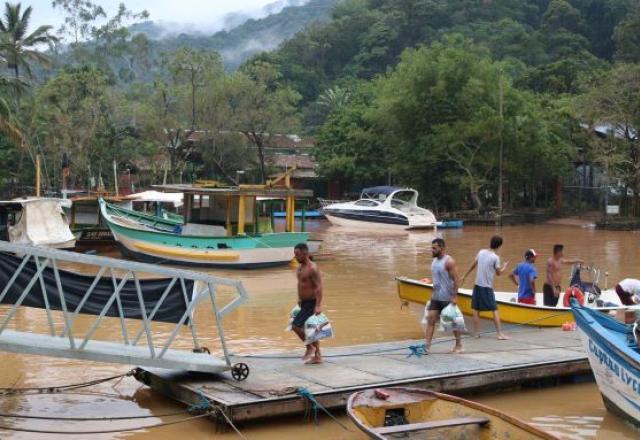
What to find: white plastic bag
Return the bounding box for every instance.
[304,313,334,345]
[421,301,430,325]
[285,304,301,331]
[439,303,466,332]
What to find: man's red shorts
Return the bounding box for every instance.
[518,296,536,305]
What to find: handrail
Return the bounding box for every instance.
[0,241,248,372]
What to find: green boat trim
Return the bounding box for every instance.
[100,198,309,249]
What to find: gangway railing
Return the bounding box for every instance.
[0,241,249,378]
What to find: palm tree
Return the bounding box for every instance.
[0,2,57,80]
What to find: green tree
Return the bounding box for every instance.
[613,7,640,62]
[315,81,388,190]
[226,62,301,183]
[367,37,572,210]
[0,2,57,80]
[575,64,640,215]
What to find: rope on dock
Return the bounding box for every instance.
[233,311,574,360]
[297,387,352,432]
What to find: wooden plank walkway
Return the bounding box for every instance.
[135,327,591,423]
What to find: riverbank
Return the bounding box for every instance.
[595,217,640,231]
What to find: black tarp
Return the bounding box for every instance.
[0,252,194,324]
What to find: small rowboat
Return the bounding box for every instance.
[347,387,557,439]
[396,277,623,327]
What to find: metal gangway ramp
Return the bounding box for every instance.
[0,241,248,377]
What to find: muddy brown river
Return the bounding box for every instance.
[0,222,638,438]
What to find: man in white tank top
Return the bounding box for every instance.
[425,238,463,353]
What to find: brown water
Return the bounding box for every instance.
[1,222,639,438]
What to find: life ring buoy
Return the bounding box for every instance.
[420,277,432,284]
[563,286,585,307]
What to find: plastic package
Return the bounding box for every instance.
[439,304,466,332]
[285,304,301,331]
[303,313,334,345]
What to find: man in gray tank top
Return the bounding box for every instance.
[425,238,463,353]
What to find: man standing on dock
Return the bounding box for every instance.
[544,244,584,306]
[292,243,323,364]
[510,250,538,304]
[425,238,463,353]
[461,236,509,339]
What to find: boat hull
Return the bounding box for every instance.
[324,213,435,231]
[101,200,309,269]
[397,277,623,327]
[571,305,640,427]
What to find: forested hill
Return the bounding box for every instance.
[132,0,339,71]
[251,0,639,104]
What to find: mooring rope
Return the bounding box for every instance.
[0,369,136,395]
[0,380,248,438]
[0,412,214,435]
[296,387,352,432]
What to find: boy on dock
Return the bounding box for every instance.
[425,238,463,353]
[510,249,538,304]
[461,235,509,339]
[292,243,323,364]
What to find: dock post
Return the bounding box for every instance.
[238,196,246,235]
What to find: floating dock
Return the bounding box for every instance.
[135,328,590,423]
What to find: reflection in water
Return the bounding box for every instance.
[0,223,639,438]
[476,382,638,440]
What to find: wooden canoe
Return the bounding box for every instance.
[396,276,624,327]
[347,387,558,439]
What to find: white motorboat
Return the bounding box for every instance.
[321,186,437,230]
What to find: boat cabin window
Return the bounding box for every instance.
[354,200,380,207]
[189,194,255,226]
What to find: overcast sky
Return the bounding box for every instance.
[28,0,298,35]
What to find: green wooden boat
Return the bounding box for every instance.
[100,183,313,268]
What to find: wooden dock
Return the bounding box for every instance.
[135,327,591,423]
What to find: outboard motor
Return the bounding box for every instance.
[569,264,602,304]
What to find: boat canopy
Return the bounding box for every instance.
[153,184,314,234]
[361,186,403,197]
[0,198,75,247]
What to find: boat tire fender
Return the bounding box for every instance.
[563,287,585,307]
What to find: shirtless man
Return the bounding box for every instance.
[544,244,584,307]
[292,243,323,364]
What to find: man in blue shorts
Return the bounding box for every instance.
[462,235,509,339]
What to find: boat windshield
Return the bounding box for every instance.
[390,191,417,210]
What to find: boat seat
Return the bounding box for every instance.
[374,417,490,435]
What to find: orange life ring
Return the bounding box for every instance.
[563,286,585,307]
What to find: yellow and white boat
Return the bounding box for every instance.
[396,277,624,327]
[347,387,558,439]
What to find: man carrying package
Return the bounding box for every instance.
[291,243,325,364]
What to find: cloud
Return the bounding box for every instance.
[31,0,311,37]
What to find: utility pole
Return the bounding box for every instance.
[498,73,504,217]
